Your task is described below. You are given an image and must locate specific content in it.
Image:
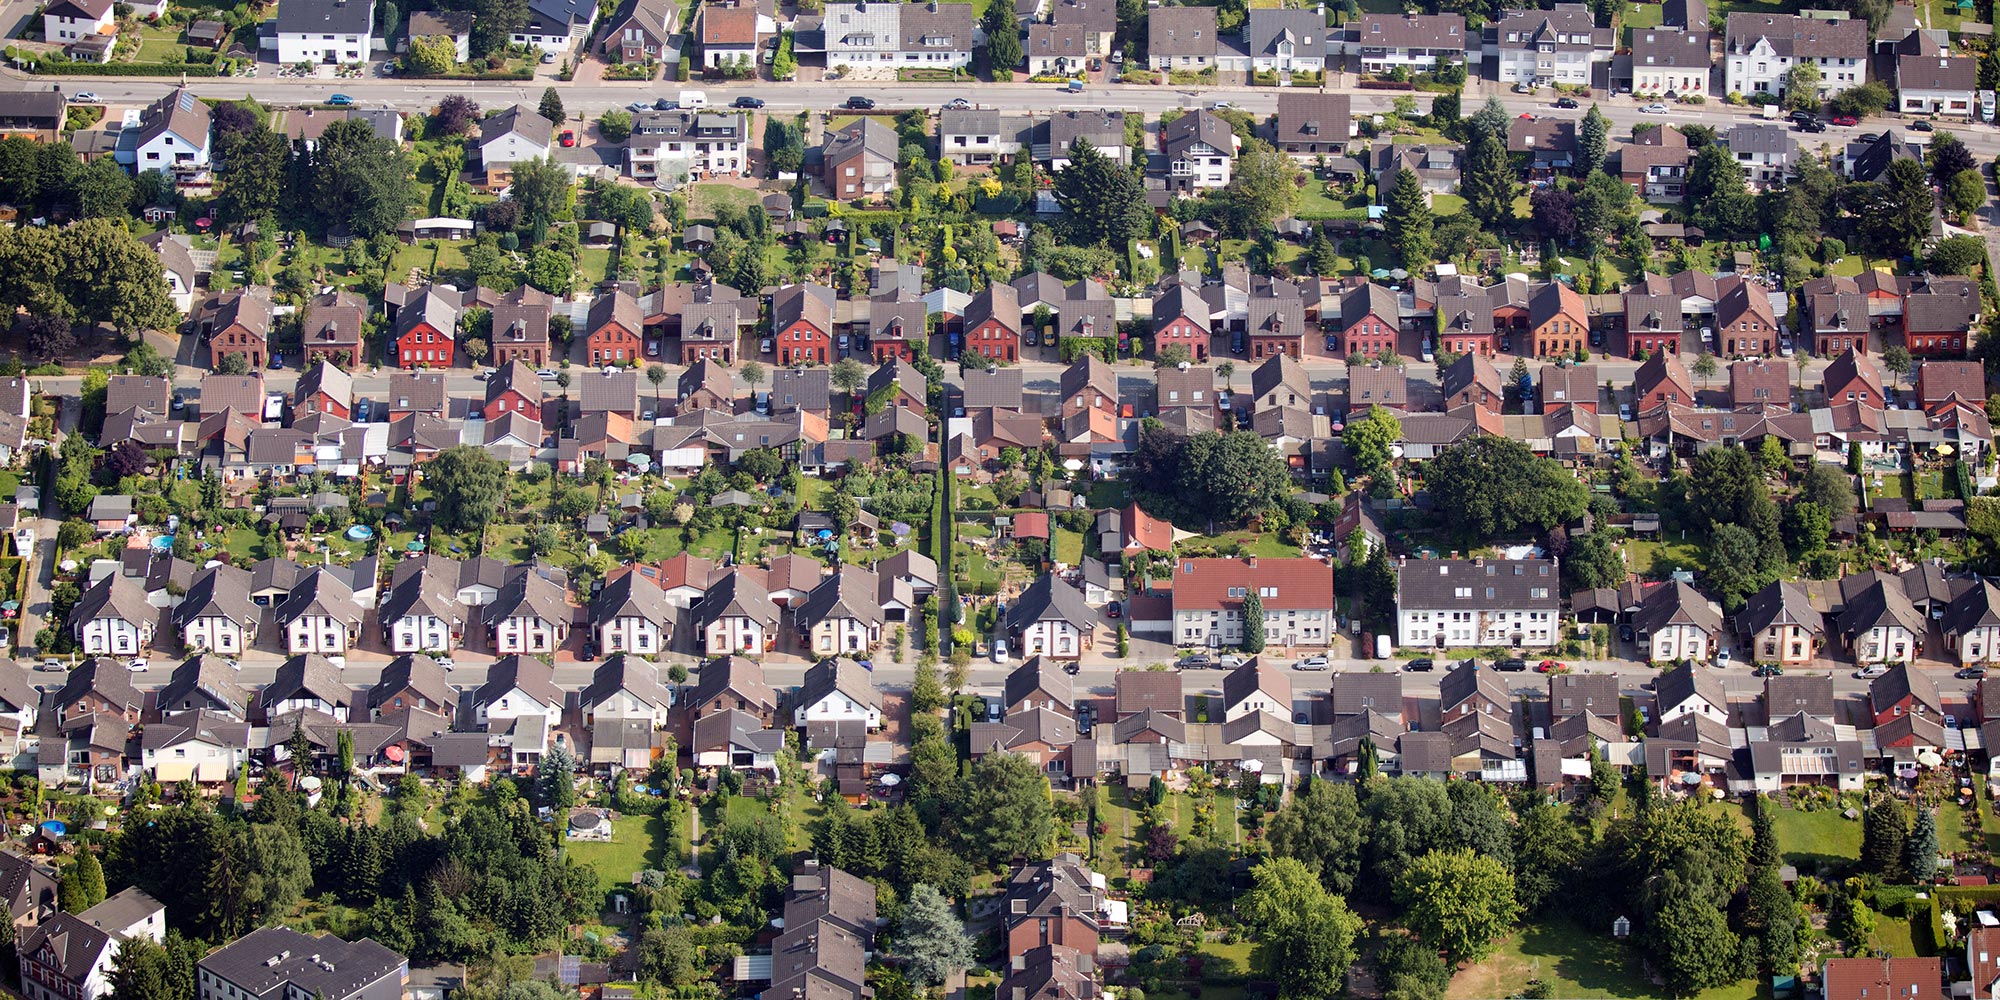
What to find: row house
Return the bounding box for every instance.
[1006,573,1097,661]
[171,564,256,656]
[1723,13,1868,101]
[1395,557,1561,650]
[1895,29,1977,117]
[70,576,156,657]
[816,0,975,76]
[1632,27,1711,98]
[586,289,644,366]
[263,653,353,722]
[483,564,572,655]
[591,570,676,657]
[1484,3,1611,88]
[1171,556,1335,650]
[1148,4,1217,70]
[1342,13,1467,75]
[275,568,366,656]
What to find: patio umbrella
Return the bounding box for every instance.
[1938,444,1956,456]
[1920,750,1946,767]
[879,773,902,786]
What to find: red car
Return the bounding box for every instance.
[559,129,577,147]
[1830,115,1859,126]
[1537,659,1568,673]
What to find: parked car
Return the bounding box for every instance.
[943,98,971,110]
[1064,662,1081,676]
[559,129,577,147]
[434,656,455,670]
[1912,119,1935,132]
[1958,666,1990,679]
[1715,649,1731,665]
[1797,119,1827,133]
[128,659,148,672]
[1219,654,1246,669]
[992,639,1008,662]
[1618,624,1635,642]
[1789,110,1817,125]
[1405,657,1434,672]
[627,101,652,113]
[1641,102,1670,114]
[1752,663,1783,677]
[1106,601,1121,619]
[1554,96,1579,108]
[1295,656,1329,670]
[327,94,354,106]
[845,95,876,110]
[1537,659,1568,673]
[74,92,100,103]
[985,699,1001,722]
[1177,653,1213,670]
[1495,658,1528,672]
[1854,664,1891,678]
[1831,115,1860,126]
[733,96,766,109]
[655,98,680,110]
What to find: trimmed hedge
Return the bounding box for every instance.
[27,60,221,75]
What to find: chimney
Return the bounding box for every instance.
[1246,556,1257,570]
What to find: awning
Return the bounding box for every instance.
[153,760,196,783]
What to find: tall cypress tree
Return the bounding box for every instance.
[1461,129,1516,228]
[1905,807,1940,884]
[1578,104,1610,174]
[1241,592,1266,653]
[1860,796,1907,880]
[1383,167,1434,268]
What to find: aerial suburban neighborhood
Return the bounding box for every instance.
[8,0,2000,995]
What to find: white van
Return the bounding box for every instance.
[679,90,708,110]
[1374,634,1391,659]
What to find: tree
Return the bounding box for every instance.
[1783,63,1823,112]
[1930,233,1987,275]
[645,364,668,409]
[526,247,576,294]
[1376,934,1452,1000]
[742,361,766,388]
[405,33,456,75]
[1241,592,1266,652]
[596,110,634,144]
[765,117,806,175]
[1344,405,1401,482]
[1241,858,1363,1000]
[1053,140,1148,248]
[1267,780,1364,894]
[896,884,974,986]
[1882,344,1913,387]
[1801,463,1856,517]
[958,752,1055,866]
[537,87,566,125]
[1744,865,1801,975]
[424,445,507,533]
[211,126,287,228]
[1690,350,1718,386]
[1512,797,1585,914]
[1905,807,1939,884]
[1384,167,1434,267]
[538,742,577,812]
[1861,795,1907,880]
[1563,530,1625,589]
[509,157,573,246]
[1648,878,1743,996]
[430,95,481,137]
[1530,187,1579,245]
[471,0,526,55]
[1307,233,1340,275]
[1220,140,1301,234]
[1129,428,1295,528]
[1395,848,1520,962]
[594,183,655,233]
[73,848,105,909]
[830,357,867,395]
[1461,129,1516,227]
[1859,158,1938,258]
[1578,104,1610,173]
[1949,168,1986,220]
[308,119,415,239]
[1929,131,1977,188]
[1702,522,1771,610]
[983,0,1021,72]
[1574,169,1638,244]
[1688,144,1755,238]
[1425,437,1589,543]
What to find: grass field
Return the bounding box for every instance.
[688,183,760,221]
[1449,919,1760,1000]
[1053,528,1084,565]
[566,814,666,885]
[1764,803,1861,868]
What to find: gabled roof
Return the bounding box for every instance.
[71,575,153,630]
[263,653,350,710]
[692,570,781,628]
[796,657,881,712]
[1764,673,1836,720]
[1221,661,1291,714]
[1007,573,1097,632]
[171,564,255,630]
[1738,579,1827,637]
[1149,4,1216,56]
[1438,660,1508,715]
[582,654,671,712]
[692,655,778,715]
[1059,354,1118,403]
[368,654,452,711]
[1003,656,1075,711]
[1633,580,1724,637]
[1330,672,1403,718]
[1273,92,1352,146]
[134,89,211,151]
[591,569,676,629]
[273,568,361,628]
[1871,661,1941,714]
[794,569,885,630]
[1654,661,1727,714]
[474,654,563,709]
[482,566,571,628]
[277,0,375,34]
[1442,351,1502,400]
[54,657,139,714]
[1115,670,1182,716]
[480,104,554,149]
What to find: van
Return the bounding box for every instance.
[1374,634,1391,659]
[679,90,708,110]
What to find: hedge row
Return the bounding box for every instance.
[28,60,221,75]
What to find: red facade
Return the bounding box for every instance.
[966,319,1018,362]
[396,323,453,370]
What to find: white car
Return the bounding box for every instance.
[434,656,455,670]
[992,639,1009,662]
[74,92,100,103]
[1641,103,1670,114]
[128,659,148,672]
[1854,664,1891,679]
[1295,656,1330,670]
[1219,654,1247,669]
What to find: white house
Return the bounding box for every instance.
[483,568,570,655]
[261,654,352,722]
[1838,575,1926,665]
[1631,27,1712,98]
[1005,573,1097,660]
[1160,109,1238,194]
[692,571,781,657]
[1896,30,1978,117]
[140,711,249,783]
[472,655,563,726]
[273,568,363,656]
[1652,662,1729,726]
[1394,557,1560,650]
[1171,556,1335,650]
[580,655,674,728]
[1221,661,1291,724]
[69,576,154,657]
[171,564,256,657]
[379,559,465,654]
[816,1,975,78]
[1634,581,1725,663]
[42,0,113,46]
[791,657,882,730]
[793,569,885,657]
[1723,13,1868,101]
[510,0,599,53]
[1485,3,1608,88]
[274,0,377,65]
[118,89,212,177]
[19,890,164,1000]
[1946,582,2000,666]
[477,105,554,181]
[591,571,676,658]
[624,110,751,186]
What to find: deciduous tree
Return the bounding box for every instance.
[1394,848,1520,962]
[1266,779,1363,894]
[1241,858,1363,1000]
[1424,437,1589,543]
[424,445,507,533]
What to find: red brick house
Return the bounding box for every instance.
[1632,350,1693,412]
[490,285,553,368]
[1442,352,1503,413]
[586,289,644,366]
[1337,283,1399,359]
[483,361,544,422]
[1152,283,1210,360]
[867,296,926,363]
[1714,277,1779,357]
[1624,290,1684,359]
[965,284,1023,363]
[200,290,271,370]
[393,288,459,370]
[1001,855,1113,959]
[1823,349,1884,410]
[300,289,366,368]
[1527,280,1588,359]
[294,360,352,420]
[1905,281,1981,358]
[773,283,837,365]
[1823,958,1941,1000]
[1247,280,1305,360]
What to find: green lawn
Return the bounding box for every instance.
[1296,183,1367,222]
[688,183,759,221]
[566,814,666,885]
[1052,528,1084,565]
[1626,537,1702,579]
[1763,803,1861,867]
[1450,919,1759,1000]
[1431,193,1467,216]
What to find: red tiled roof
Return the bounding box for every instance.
[1123,503,1174,552]
[1822,957,1943,1000]
[1170,556,1334,612]
[1014,512,1051,540]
